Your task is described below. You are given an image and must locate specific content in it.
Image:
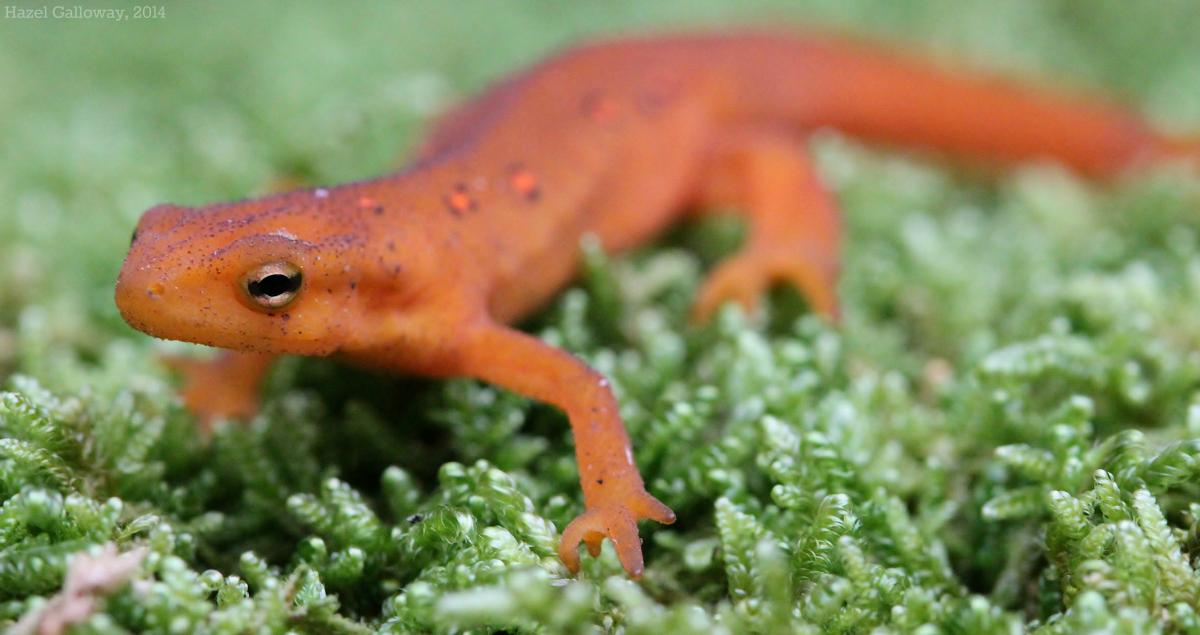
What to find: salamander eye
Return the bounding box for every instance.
[241,261,303,310]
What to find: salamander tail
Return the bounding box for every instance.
[1155,135,1200,167]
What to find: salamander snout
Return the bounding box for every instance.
[114,254,168,330]
[115,203,193,334]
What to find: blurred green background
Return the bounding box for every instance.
[2,0,1199,343]
[3,1,1200,633]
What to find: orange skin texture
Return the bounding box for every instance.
[115,31,1198,578]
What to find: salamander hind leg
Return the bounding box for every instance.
[162,351,275,432]
[690,128,843,322]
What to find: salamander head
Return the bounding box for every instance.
[116,193,365,355]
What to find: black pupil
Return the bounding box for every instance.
[249,273,300,298]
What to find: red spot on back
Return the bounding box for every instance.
[444,183,477,216]
[507,164,541,202]
[357,196,385,214]
[582,93,620,124]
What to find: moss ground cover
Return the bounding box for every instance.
[2,1,1200,632]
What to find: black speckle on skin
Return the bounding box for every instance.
[596,479,604,486]
[637,90,668,116]
[350,281,357,290]
[282,313,291,321]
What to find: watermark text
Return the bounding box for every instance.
[5,5,167,21]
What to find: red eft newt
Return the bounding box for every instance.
[115,31,1198,578]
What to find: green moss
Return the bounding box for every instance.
[3,0,1200,632]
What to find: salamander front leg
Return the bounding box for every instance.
[451,322,674,577]
[162,351,275,431]
[690,128,843,321]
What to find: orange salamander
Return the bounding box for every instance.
[115,31,1199,577]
